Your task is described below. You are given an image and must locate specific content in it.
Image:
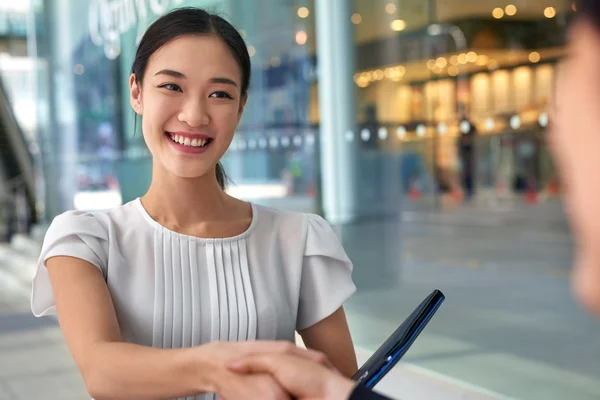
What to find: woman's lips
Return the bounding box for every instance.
[166,131,213,154]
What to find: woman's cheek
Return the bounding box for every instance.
[152,96,178,121]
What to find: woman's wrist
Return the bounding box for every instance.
[186,343,229,394]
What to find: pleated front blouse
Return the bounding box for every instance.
[31,198,356,400]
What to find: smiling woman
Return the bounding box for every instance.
[129,9,251,188]
[31,7,357,400]
[130,33,244,184]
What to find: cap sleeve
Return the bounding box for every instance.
[31,210,109,317]
[296,214,357,330]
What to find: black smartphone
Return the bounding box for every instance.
[352,289,445,388]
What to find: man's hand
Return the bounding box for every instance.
[227,353,356,400]
[217,371,291,400]
[205,340,336,369]
[201,341,338,399]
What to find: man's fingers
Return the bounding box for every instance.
[252,341,334,370]
[237,340,293,354]
[290,347,336,370]
[228,355,274,374]
[236,341,336,371]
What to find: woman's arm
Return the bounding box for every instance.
[298,306,358,378]
[47,255,223,399]
[48,256,331,399]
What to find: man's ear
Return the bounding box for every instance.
[129,74,143,115]
[237,93,248,123]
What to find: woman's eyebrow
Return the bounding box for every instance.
[154,69,186,78]
[209,77,238,87]
[153,70,237,87]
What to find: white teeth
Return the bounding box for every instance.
[168,133,210,147]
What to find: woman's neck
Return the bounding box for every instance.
[141,165,234,230]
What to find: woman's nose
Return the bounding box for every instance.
[178,98,209,128]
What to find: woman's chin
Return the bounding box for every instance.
[174,169,214,180]
[160,162,215,180]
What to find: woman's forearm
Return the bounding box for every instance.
[84,341,220,400]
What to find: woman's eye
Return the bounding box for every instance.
[210,91,233,99]
[159,83,182,92]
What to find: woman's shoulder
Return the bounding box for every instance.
[251,203,339,245]
[45,199,147,240]
[251,203,317,231]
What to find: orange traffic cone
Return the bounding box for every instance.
[525,177,539,204]
[496,181,505,196]
[408,180,421,202]
[451,186,463,203]
[525,188,538,204]
[546,178,559,196]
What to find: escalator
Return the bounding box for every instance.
[0,77,37,241]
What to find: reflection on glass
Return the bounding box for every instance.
[27,1,600,399]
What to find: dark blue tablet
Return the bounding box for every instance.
[352,289,445,388]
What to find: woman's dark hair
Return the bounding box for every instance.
[132,7,251,189]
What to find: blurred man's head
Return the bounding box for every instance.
[550,0,600,315]
[575,0,600,27]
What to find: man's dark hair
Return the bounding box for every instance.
[575,0,600,29]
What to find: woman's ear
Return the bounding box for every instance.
[129,74,143,115]
[237,93,248,123]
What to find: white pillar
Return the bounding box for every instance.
[315,0,358,224]
[49,0,79,212]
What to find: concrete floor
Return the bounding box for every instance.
[343,199,600,400]
[1,198,598,400]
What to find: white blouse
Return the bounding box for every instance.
[31,198,356,400]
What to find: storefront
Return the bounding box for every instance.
[26,3,597,400]
[32,0,327,220]
[31,0,569,221]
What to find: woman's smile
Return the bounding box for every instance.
[166,131,214,154]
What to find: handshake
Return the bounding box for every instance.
[213,341,391,400]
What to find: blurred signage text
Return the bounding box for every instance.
[88,0,185,60]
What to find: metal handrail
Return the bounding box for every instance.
[0,174,31,243]
[4,174,25,188]
[0,74,37,231]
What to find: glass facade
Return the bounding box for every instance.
[27,0,600,399]
[31,0,571,218]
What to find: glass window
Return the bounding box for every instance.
[30,1,600,399]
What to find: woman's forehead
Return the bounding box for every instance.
[147,35,242,81]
